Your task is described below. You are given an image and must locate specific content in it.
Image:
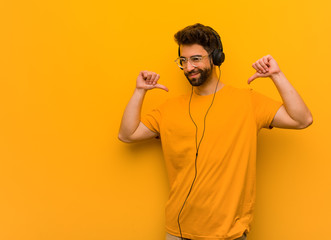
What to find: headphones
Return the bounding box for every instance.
[178,27,225,67]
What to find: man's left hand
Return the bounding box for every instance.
[248,55,281,84]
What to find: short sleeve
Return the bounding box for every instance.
[141,107,162,134]
[250,89,283,130]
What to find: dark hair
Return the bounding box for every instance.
[174,23,221,55]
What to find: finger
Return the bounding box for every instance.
[247,72,260,84]
[252,63,261,73]
[146,73,152,84]
[252,63,263,74]
[141,71,148,80]
[255,61,266,73]
[154,83,169,92]
[152,74,160,85]
[262,56,270,64]
[259,59,269,72]
[151,73,159,85]
[262,58,270,69]
[149,73,156,84]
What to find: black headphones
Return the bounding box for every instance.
[177,27,225,67]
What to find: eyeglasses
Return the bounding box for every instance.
[174,55,209,70]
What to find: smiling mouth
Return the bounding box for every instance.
[190,73,199,77]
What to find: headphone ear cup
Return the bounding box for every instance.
[220,52,225,65]
[212,49,224,66]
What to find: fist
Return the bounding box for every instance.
[248,55,281,84]
[136,71,169,92]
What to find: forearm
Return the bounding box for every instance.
[118,88,147,140]
[271,71,313,125]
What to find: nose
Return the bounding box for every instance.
[185,61,195,71]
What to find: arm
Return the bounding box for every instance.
[248,55,313,129]
[118,71,168,143]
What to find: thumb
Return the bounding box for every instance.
[247,72,260,84]
[141,71,147,79]
[154,83,169,92]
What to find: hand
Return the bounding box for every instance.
[247,55,281,84]
[136,71,169,92]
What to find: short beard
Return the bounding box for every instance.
[184,66,213,86]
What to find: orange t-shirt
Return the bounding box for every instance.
[141,85,282,240]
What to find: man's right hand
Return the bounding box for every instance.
[136,71,169,92]
[118,71,165,143]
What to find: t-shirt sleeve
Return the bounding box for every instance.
[141,107,162,134]
[249,89,283,130]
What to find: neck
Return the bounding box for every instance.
[194,68,224,96]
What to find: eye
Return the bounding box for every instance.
[191,56,202,62]
[180,57,188,63]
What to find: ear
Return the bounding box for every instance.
[209,56,214,67]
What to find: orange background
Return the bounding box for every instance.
[1,0,330,239]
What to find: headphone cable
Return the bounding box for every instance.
[177,66,221,240]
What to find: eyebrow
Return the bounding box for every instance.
[180,54,203,58]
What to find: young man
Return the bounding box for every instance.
[118,23,312,240]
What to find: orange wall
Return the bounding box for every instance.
[1,0,330,239]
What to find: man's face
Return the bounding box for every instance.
[180,44,213,86]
